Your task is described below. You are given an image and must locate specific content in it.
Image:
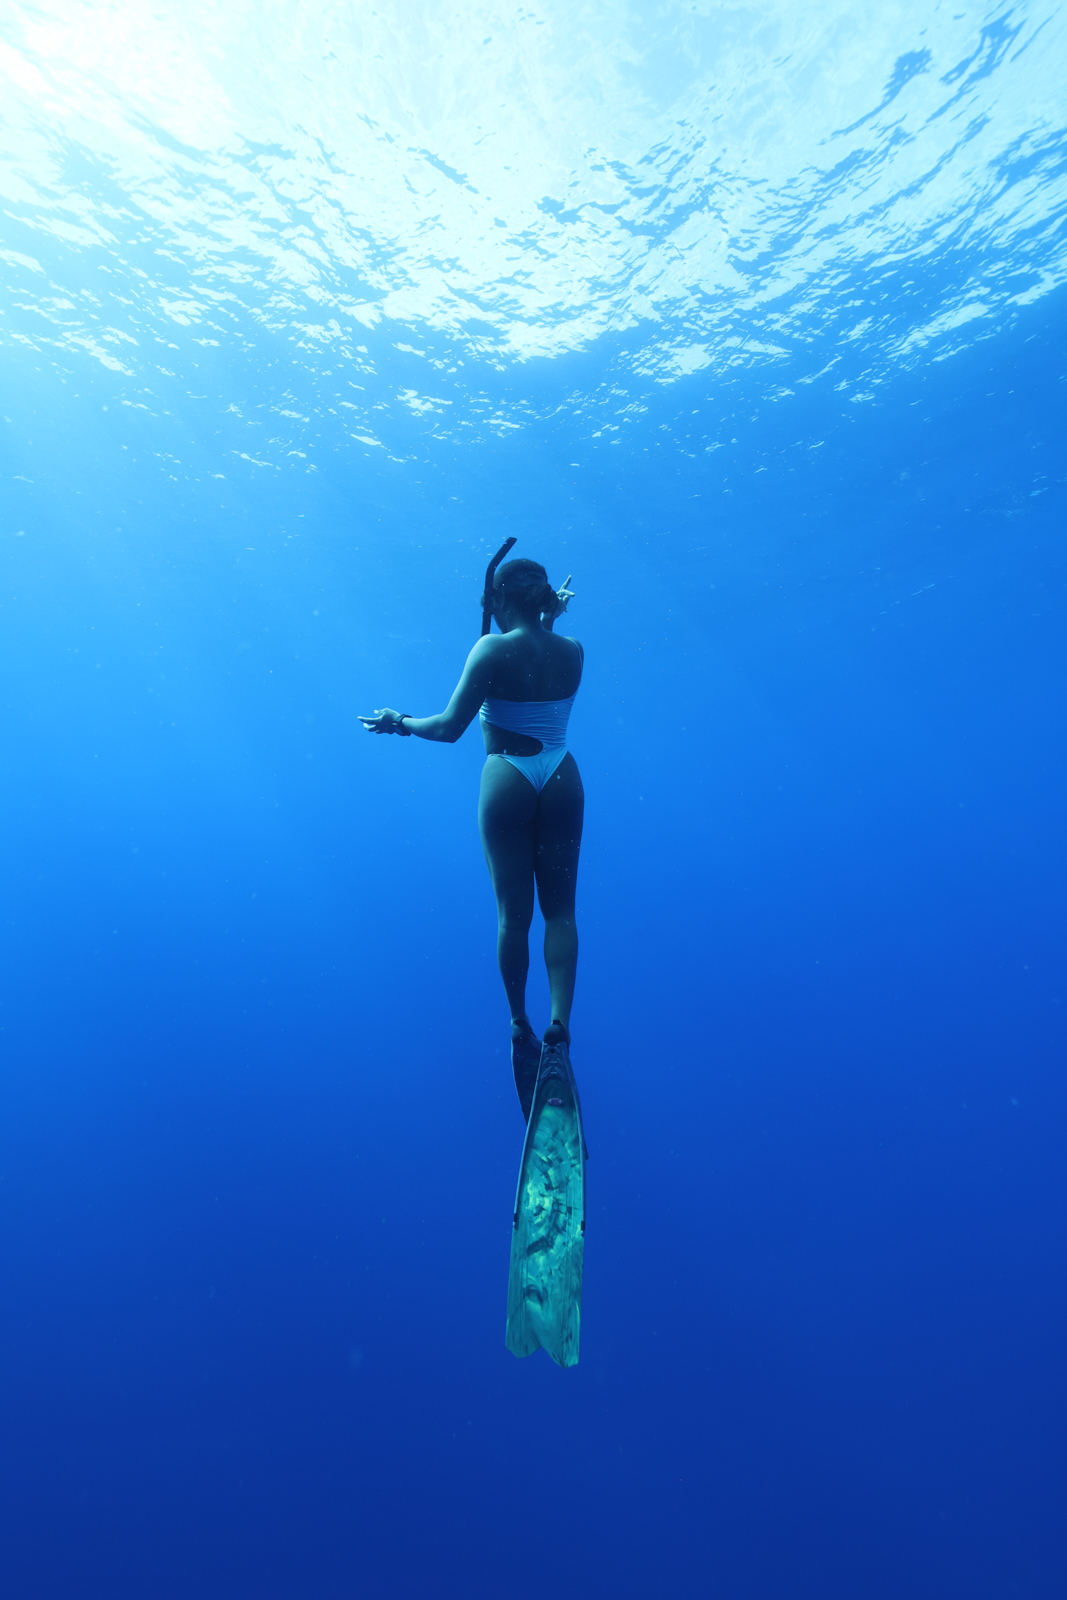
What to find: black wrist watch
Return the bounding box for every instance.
[396,713,413,736]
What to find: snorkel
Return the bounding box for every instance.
[481,537,518,635]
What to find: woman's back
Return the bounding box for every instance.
[487,625,583,702]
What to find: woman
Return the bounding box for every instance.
[359,559,583,1120]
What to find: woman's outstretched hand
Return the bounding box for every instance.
[359,708,409,735]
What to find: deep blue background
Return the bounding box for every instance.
[1,290,1065,1598]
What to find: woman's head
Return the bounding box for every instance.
[481,557,555,620]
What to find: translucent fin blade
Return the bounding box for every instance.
[505,1043,586,1368]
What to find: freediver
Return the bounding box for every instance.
[359,558,583,1121]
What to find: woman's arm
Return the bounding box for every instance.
[360,635,497,744]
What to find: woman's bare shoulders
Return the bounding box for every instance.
[485,628,583,701]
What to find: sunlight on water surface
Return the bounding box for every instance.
[2,0,1066,456]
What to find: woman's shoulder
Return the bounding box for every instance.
[548,632,583,693]
[556,633,583,666]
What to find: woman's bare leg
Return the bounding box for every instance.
[478,757,539,1024]
[533,754,584,1037]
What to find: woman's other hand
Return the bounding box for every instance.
[543,575,575,625]
[359,708,408,734]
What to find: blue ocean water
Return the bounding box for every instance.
[1,3,1065,1595]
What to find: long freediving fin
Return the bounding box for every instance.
[505,1040,586,1368]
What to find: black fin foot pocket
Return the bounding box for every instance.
[511,1028,541,1124]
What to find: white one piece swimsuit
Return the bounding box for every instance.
[480,691,578,793]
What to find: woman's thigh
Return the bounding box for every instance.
[533,754,584,919]
[478,756,539,919]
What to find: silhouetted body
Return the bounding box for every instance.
[360,561,583,1069]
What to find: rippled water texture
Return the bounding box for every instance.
[2,0,1066,454]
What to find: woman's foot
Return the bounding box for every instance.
[543,1019,571,1048]
[511,1019,540,1123]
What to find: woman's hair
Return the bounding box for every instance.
[481,557,555,615]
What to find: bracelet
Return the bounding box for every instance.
[395,713,413,737]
